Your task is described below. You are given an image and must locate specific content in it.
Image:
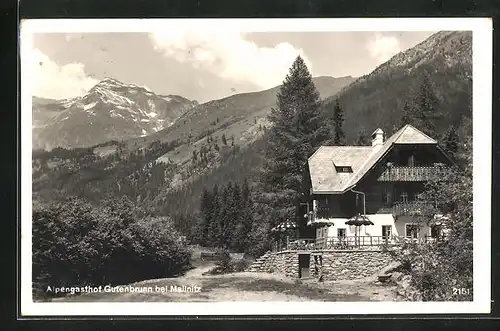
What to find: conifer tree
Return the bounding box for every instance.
[457,115,472,149]
[403,72,442,137]
[207,184,220,246]
[261,55,329,228]
[415,72,442,136]
[442,125,459,157]
[333,98,346,145]
[195,187,212,245]
[356,126,369,146]
[400,100,414,127]
[242,178,251,203]
[233,178,254,252]
[222,134,227,146]
[218,182,235,249]
[227,182,241,250]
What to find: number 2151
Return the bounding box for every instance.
[453,288,471,296]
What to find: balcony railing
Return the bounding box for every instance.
[272,235,443,252]
[378,166,450,182]
[392,201,436,218]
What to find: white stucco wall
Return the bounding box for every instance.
[315,214,433,239]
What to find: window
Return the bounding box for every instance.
[431,225,442,238]
[400,191,408,203]
[335,166,353,173]
[337,228,346,237]
[382,225,392,239]
[405,224,419,238]
[317,198,329,218]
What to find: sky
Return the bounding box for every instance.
[29,31,434,103]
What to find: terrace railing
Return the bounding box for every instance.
[378,166,450,182]
[274,235,443,252]
[392,201,436,218]
[287,238,317,251]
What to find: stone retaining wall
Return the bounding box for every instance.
[257,249,393,281]
[314,250,393,281]
[261,251,299,278]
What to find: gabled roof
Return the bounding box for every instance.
[308,146,373,193]
[308,124,439,194]
[394,125,437,144]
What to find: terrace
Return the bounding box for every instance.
[271,235,443,252]
[307,200,436,223]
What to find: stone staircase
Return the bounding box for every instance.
[247,251,273,272]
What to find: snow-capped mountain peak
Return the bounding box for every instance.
[32,78,198,150]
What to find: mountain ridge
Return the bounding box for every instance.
[32,78,199,150]
[32,75,356,151]
[323,30,472,139]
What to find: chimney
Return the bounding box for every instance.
[371,128,384,150]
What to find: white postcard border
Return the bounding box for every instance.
[20,17,492,316]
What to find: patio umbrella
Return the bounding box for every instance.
[345,214,374,226]
[306,218,335,227]
[271,219,298,232]
[345,214,374,246]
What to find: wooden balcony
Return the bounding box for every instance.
[378,166,450,182]
[392,201,435,218]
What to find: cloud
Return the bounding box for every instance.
[26,48,98,99]
[64,33,79,42]
[366,33,402,63]
[149,29,312,90]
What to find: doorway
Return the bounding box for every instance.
[298,254,310,278]
[382,225,392,239]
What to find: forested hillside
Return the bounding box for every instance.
[322,31,472,141]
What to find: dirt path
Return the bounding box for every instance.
[54,264,401,302]
[182,264,214,278]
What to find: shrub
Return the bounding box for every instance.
[384,137,473,302]
[206,249,232,275]
[232,258,252,272]
[205,250,253,275]
[32,197,191,300]
[386,240,472,301]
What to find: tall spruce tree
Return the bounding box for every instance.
[232,178,253,251]
[261,55,329,228]
[402,72,442,137]
[416,72,442,136]
[333,98,346,145]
